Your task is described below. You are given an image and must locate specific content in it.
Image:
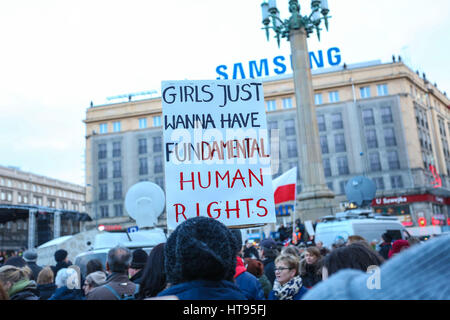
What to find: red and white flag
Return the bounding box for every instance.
[272,167,297,205]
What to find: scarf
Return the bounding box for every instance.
[234,256,247,279]
[272,276,303,300]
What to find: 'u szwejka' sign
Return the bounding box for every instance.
[162,80,276,230]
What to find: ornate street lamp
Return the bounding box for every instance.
[260,0,335,222]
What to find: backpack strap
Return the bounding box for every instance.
[133,284,140,296]
[103,284,122,300]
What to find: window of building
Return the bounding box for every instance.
[287,138,298,158]
[329,91,340,103]
[384,127,397,147]
[113,182,122,200]
[339,180,348,195]
[373,177,385,190]
[138,138,147,154]
[387,150,400,170]
[365,129,378,149]
[331,113,343,130]
[113,142,121,157]
[98,162,107,180]
[99,184,108,201]
[360,86,371,99]
[314,93,323,105]
[369,152,382,172]
[282,97,293,109]
[100,205,109,218]
[381,106,393,123]
[153,137,162,152]
[337,156,349,175]
[113,160,121,178]
[99,123,108,134]
[114,204,123,217]
[139,118,147,129]
[320,136,329,154]
[334,133,346,153]
[285,119,295,136]
[139,158,148,175]
[155,177,165,189]
[0,191,5,201]
[154,156,163,174]
[317,115,326,132]
[153,116,162,127]
[327,181,334,192]
[362,109,375,126]
[377,84,388,96]
[390,175,404,189]
[113,121,121,132]
[323,158,332,177]
[267,100,276,111]
[98,143,107,159]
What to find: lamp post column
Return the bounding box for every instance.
[289,27,335,221]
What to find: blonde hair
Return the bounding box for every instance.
[0,265,30,286]
[275,254,299,276]
[37,267,54,285]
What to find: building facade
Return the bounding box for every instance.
[84,60,450,232]
[0,165,87,250]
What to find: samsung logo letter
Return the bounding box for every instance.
[216,47,342,80]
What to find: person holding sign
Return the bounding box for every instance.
[156,217,246,300]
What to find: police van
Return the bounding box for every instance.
[314,209,409,249]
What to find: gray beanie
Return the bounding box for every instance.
[23,250,38,263]
[164,217,239,285]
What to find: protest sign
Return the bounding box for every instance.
[162,80,276,230]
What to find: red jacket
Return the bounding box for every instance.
[388,240,410,258]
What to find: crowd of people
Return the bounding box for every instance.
[0,216,448,300]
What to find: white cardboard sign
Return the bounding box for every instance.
[162,80,276,230]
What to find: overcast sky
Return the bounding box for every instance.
[1,0,449,186]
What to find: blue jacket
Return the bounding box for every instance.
[268,286,308,300]
[235,271,265,300]
[48,286,84,300]
[157,280,247,300]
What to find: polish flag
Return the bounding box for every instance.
[272,167,297,205]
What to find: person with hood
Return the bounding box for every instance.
[299,246,323,288]
[128,249,148,285]
[51,249,72,276]
[230,229,265,300]
[36,267,57,300]
[258,238,279,286]
[388,239,410,258]
[83,271,107,296]
[48,268,84,300]
[0,265,40,300]
[268,254,308,300]
[378,232,392,260]
[244,257,272,299]
[156,217,246,300]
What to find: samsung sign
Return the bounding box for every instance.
[216,47,342,80]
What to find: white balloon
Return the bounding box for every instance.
[124,182,165,228]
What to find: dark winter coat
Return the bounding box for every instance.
[130,269,144,285]
[86,273,138,300]
[37,283,57,300]
[157,280,247,300]
[8,280,40,300]
[378,242,392,260]
[234,257,265,300]
[48,286,84,300]
[299,258,323,288]
[26,262,43,281]
[262,258,276,286]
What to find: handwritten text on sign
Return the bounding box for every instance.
[162,80,276,230]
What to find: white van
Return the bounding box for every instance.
[74,228,167,277]
[315,209,408,249]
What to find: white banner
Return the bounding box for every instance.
[162,80,276,230]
